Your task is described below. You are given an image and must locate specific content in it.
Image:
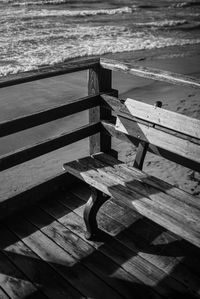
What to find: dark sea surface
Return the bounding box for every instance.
[0,0,200,77]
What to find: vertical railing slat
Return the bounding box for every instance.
[88,66,113,155]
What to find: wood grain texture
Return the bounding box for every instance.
[101,119,200,172]
[95,153,200,210]
[0,249,45,299]
[64,155,200,248]
[71,186,200,297]
[115,116,200,163]
[92,154,200,223]
[7,215,122,299]
[0,225,80,299]
[0,122,101,171]
[0,288,10,299]
[25,206,131,299]
[0,95,100,137]
[39,197,164,299]
[57,190,196,298]
[0,57,99,88]
[88,67,113,155]
[101,94,200,144]
[124,98,200,139]
[100,58,200,88]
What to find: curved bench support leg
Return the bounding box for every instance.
[83,187,109,240]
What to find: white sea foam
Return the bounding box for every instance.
[135,20,188,27]
[1,24,200,77]
[171,1,200,8]
[1,1,200,78]
[2,6,133,18]
[4,0,69,5]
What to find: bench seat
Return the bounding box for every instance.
[64,152,200,248]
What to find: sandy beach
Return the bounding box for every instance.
[1,45,200,202]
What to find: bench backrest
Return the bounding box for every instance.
[102,96,200,171]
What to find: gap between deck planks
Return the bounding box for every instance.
[37,188,198,298]
[64,156,200,248]
[0,225,83,299]
[4,217,122,299]
[0,242,47,299]
[71,186,200,274]
[63,187,200,297]
[2,195,161,299]
[1,185,200,299]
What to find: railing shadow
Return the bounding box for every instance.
[0,180,199,298]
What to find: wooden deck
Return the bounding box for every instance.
[0,183,200,299]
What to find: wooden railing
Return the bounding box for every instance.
[1,56,200,218]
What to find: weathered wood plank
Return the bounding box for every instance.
[124,98,200,139]
[89,154,200,223]
[24,209,126,299]
[101,119,200,172]
[63,158,200,248]
[100,58,200,89]
[0,288,10,299]
[54,192,193,298]
[0,57,99,88]
[101,95,200,145]
[69,155,200,228]
[38,196,166,299]
[95,153,200,210]
[6,215,121,299]
[28,204,149,299]
[0,225,81,299]
[71,186,200,297]
[101,94,152,126]
[115,116,200,163]
[0,95,100,138]
[88,67,113,155]
[0,122,100,171]
[0,245,45,299]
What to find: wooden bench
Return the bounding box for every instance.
[63,94,200,248]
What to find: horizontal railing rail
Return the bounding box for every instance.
[0,122,100,171]
[0,95,100,137]
[101,119,200,172]
[100,58,200,88]
[1,56,200,218]
[100,94,200,143]
[0,57,100,88]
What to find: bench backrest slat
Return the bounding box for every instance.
[116,116,200,164]
[124,98,200,139]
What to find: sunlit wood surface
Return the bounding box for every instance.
[0,183,199,299]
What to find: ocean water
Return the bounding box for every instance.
[0,0,200,77]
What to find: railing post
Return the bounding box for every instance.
[88,65,115,156]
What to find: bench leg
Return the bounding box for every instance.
[83,187,109,240]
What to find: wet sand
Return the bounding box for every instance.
[1,47,200,202]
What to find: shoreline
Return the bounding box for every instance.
[1,45,200,201]
[1,42,200,83]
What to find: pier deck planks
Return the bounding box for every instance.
[1,184,200,299]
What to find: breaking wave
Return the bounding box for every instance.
[2,6,133,19]
[135,20,188,28]
[2,0,78,5]
[1,24,200,77]
[172,1,200,8]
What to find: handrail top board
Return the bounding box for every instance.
[100,58,200,89]
[0,57,100,88]
[1,56,199,89]
[123,98,200,139]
